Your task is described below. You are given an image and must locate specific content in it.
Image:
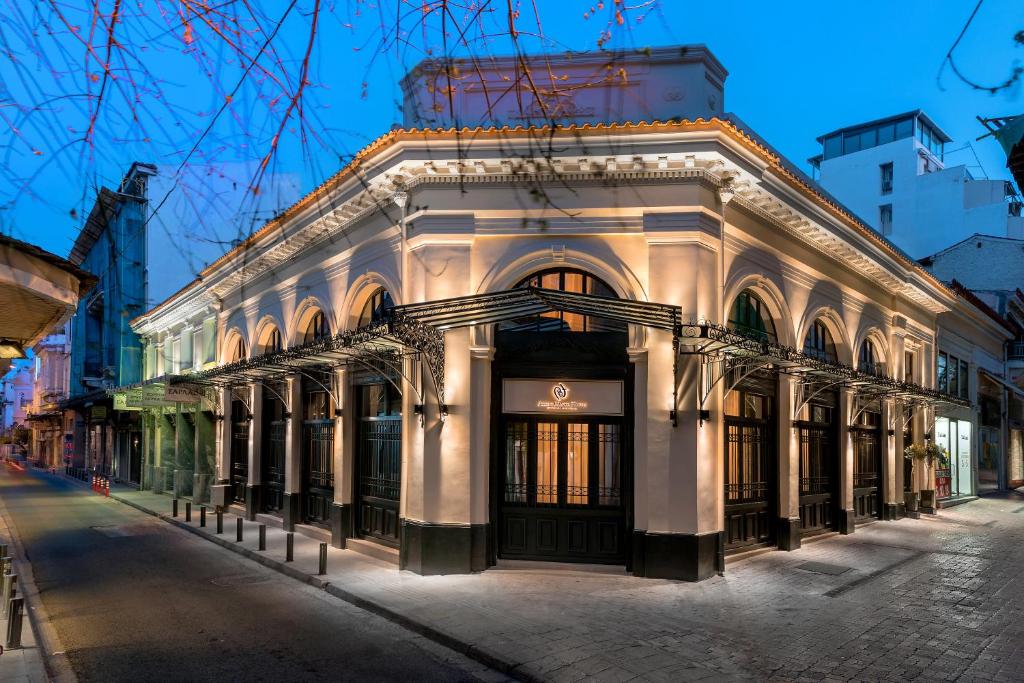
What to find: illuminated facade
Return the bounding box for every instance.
[125,47,976,579]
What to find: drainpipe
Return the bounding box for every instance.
[392,190,410,305]
[717,183,735,323]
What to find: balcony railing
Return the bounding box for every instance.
[1009,341,1024,360]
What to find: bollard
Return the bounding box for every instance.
[105,477,110,497]
[286,532,294,562]
[0,573,13,618]
[258,524,266,551]
[318,542,327,575]
[236,517,243,542]
[0,574,14,618]
[0,544,6,560]
[185,501,192,522]
[200,506,207,527]
[172,498,179,517]
[0,556,10,575]
[5,596,24,649]
[216,511,223,534]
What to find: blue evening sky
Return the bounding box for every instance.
[1,0,1020,266]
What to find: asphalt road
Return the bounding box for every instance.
[0,465,497,682]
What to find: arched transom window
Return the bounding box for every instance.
[228,335,247,363]
[500,268,625,333]
[302,310,329,345]
[259,326,283,355]
[357,288,394,328]
[803,320,837,363]
[728,290,777,343]
[859,339,883,376]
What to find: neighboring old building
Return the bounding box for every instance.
[1,363,33,431]
[62,162,156,482]
[920,234,1024,491]
[0,233,95,375]
[123,46,970,581]
[24,324,73,470]
[809,111,1024,259]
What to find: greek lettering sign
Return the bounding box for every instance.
[165,384,200,404]
[502,379,623,416]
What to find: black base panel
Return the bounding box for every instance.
[630,530,723,582]
[882,503,901,521]
[777,517,802,551]
[399,520,488,575]
[330,503,350,549]
[282,492,301,531]
[838,509,855,535]
[244,484,262,521]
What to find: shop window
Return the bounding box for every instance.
[357,288,394,328]
[536,422,558,503]
[803,320,837,363]
[728,290,777,343]
[937,353,948,393]
[501,268,625,333]
[598,424,621,506]
[566,423,589,505]
[504,422,529,503]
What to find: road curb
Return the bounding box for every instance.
[0,469,77,683]
[104,486,532,681]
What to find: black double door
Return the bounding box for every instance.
[355,381,402,546]
[261,383,286,514]
[852,410,882,521]
[498,416,627,563]
[229,399,249,504]
[723,384,776,551]
[798,400,838,534]
[301,372,334,527]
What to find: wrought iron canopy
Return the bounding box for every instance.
[173,318,446,409]
[678,322,969,410]
[389,286,680,332]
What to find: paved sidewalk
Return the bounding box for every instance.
[0,477,53,683]
[90,476,1024,682]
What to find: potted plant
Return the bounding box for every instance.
[903,443,929,517]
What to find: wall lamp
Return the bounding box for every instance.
[698,409,711,423]
[334,408,343,418]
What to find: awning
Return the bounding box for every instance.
[390,286,680,332]
[174,318,445,412]
[677,322,969,412]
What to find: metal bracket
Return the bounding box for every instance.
[793,377,847,416]
[259,380,291,414]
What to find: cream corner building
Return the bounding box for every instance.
[125,46,975,580]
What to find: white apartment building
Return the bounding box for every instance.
[810,111,1024,259]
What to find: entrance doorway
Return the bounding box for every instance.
[355,380,402,546]
[798,400,837,533]
[229,398,248,504]
[301,372,334,526]
[499,416,626,563]
[852,408,882,521]
[261,382,286,514]
[723,382,776,550]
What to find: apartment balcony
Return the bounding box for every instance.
[1009,341,1024,361]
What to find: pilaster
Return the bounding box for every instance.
[776,374,800,550]
[245,383,263,520]
[837,387,855,534]
[283,375,302,530]
[331,367,350,549]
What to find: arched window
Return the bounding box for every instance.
[228,336,246,363]
[357,288,394,328]
[859,339,883,376]
[728,290,777,342]
[803,320,837,363]
[260,327,282,355]
[302,311,329,345]
[500,268,625,333]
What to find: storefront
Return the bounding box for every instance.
[933,416,973,500]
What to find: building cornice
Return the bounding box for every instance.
[134,118,957,324]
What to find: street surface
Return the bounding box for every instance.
[0,465,499,682]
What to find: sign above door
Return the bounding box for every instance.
[502,379,623,416]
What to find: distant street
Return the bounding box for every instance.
[0,465,495,682]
